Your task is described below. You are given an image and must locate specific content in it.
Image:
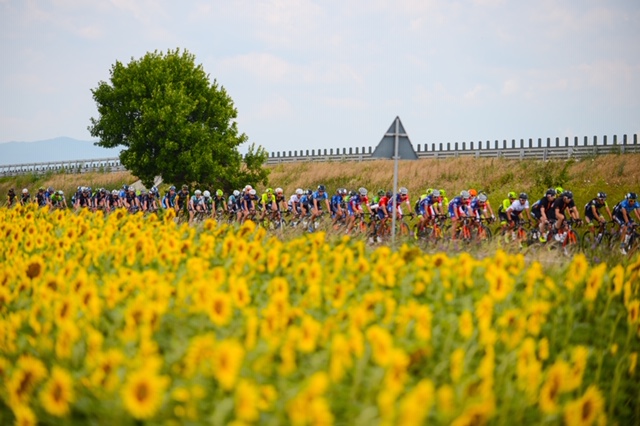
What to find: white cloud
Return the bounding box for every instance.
[501,79,518,96]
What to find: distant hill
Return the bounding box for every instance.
[0,137,121,166]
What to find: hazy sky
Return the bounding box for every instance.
[2,0,639,155]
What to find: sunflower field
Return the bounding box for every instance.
[1,204,639,426]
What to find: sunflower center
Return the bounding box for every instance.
[52,383,64,402]
[26,262,42,279]
[135,382,150,402]
[582,399,593,420]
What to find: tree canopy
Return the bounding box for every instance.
[88,48,269,190]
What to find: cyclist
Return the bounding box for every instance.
[147,187,159,212]
[311,185,331,221]
[35,187,49,208]
[470,193,494,222]
[260,188,278,221]
[228,190,243,222]
[552,190,580,235]
[612,192,640,255]
[498,191,518,227]
[137,189,150,212]
[288,188,305,218]
[506,192,532,228]
[390,187,411,219]
[75,187,92,210]
[51,190,67,209]
[176,185,190,214]
[584,192,612,233]
[110,189,122,210]
[94,188,110,211]
[7,188,17,207]
[241,188,260,222]
[201,190,213,215]
[162,186,177,210]
[20,188,32,205]
[531,188,557,242]
[449,190,471,239]
[416,189,442,234]
[188,189,206,224]
[212,190,227,214]
[123,186,141,213]
[276,188,287,214]
[346,188,372,234]
[330,188,348,224]
[439,189,449,211]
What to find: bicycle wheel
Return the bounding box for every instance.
[562,230,581,255]
[475,224,492,243]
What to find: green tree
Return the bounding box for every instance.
[88,48,269,191]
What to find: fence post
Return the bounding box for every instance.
[584,136,588,146]
[439,143,443,151]
[478,140,482,149]
[470,141,474,150]
[603,135,607,146]
[447,143,451,151]
[528,138,532,148]
[574,136,578,146]
[613,135,617,145]
[564,137,569,147]
[538,138,542,148]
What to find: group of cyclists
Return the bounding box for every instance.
[5,183,640,254]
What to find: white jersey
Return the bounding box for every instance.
[508,199,529,212]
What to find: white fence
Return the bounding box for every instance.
[1,134,638,177]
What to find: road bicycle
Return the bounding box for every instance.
[581,220,616,256]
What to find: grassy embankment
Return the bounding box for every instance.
[1,154,639,208]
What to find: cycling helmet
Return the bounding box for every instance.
[266,188,273,194]
[39,187,45,192]
[233,190,240,197]
[244,185,252,191]
[460,190,471,200]
[111,189,118,195]
[295,188,303,196]
[22,188,29,194]
[100,188,107,194]
[469,189,478,197]
[47,187,54,193]
[338,188,347,195]
[555,186,564,195]
[597,192,607,199]
[426,188,433,195]
[151,186,158,194]
[169,186,176,191]
[386,191,393,198]
[275,188,283,194]
[432,189,441,197]
[249,189,257,195]
[439,189,446,197]
[203,190,211,198]
[306,189,313,196]
[318,185,326,192]
[627,192,638,200]
[477,193,488,202]
[519,192,528,200]
[399,187,408,195]
[140,189,147,194]
[194,190,202,196]
[508,191,517,199]
[546,188,557,197]
[377,189,385,196]
[128,187,135,192]
[349,190,357,197]
[216,189,223,196]
[182,184,189,190]
[562,191,573,199]
[359,187,368,196]
[58,190,64,195]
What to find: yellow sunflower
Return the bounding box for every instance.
[121,368,170,420]
[39,366,75,417]
[563,385,605,426]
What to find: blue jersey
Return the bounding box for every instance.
[448,196,468,216]
[348,194,363,213]
[330,194,343,210]
[614,199,640,215]
[312,191,328,202]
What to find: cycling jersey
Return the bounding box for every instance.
[448,196,469,218]
[418,194,439,217]
[330,194,344,214]
[347,194,364,215]
[531,196,554,219]
[189,195,205,211]
[507,199,530,215]
[469,198,487,218]
[584,198,608,220]
[162,192,177,209]
[550,197,574,220]
[612,199,640,225]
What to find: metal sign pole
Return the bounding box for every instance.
[391,117,399,246]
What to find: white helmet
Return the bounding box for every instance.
[22,188,28,194]
[203,190,211,198]
[275,187,283,194]
[233,190,240,197]
[399,187,408,195]
[194,189,202,196]
[295,188,303,195]
[249,189,257,195]
[111,189,118,195]
[244,185,252,191]
[358,187,368,196]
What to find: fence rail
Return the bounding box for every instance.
[1,134,638,177]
